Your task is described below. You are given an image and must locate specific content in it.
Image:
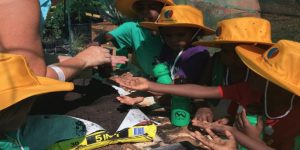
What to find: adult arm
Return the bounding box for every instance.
[0,0,112,81]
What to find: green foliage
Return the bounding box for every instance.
[41,0,126,51]
[42,2,65,42]
[96,0,125,24]
[70,33,89,54]
[69,0,102,23]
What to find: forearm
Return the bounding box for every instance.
[47,57,86,80]
[148,82,221,99]
[231,128,273,150]
[148,91,165,96]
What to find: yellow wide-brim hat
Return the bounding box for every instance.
[115,0,175,18]
[193,17,274,47]
[140,5,215,35]
[235,40,300,96]
[0,53,74,111]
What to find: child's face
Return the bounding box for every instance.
[220,44,245,69]
[159,26,198,51]
[133,0,164,22]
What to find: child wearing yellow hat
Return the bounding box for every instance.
[191,40,300,150]
[103,0,175,76]
[193,17,273,122]
[116,5,214,108]
[235,40,300,149]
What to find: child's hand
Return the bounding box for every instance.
[235,108,263,141]
[190,129,237,150]
[116,96,144,105]
[116,77,150,91]
[192,119,232,134]
[193,107,214,122]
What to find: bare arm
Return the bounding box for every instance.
[0,0,113,81]
[0,0,46,76]
[117,77,222,99]
[147,82,221,99]
[230,128,273,150]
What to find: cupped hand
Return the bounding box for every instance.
[116,96,144,105]
[116,77,150,91]
[190,129,237,150]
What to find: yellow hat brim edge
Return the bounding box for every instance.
[0,77,74,110]
[235,45,300,96]
[116,0,176,18]
[140,22,215,35]
[193,40,274,47]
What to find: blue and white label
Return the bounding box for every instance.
[133,127,145,136]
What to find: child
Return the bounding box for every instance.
[192,17,274,122]
[235,40,300,149]
[116,5,214,107]
[103,0,175,76]
[191,40,300,150]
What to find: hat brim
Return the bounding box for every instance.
[0,76,74,110]
[115,0,175,18]
[193,40,274,48]
[235,45,300,96]
[140,22,215,35]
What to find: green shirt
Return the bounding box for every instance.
[109,21,163,76]
[0,115,104,150]
[0,130,29,150]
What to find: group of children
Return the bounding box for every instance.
[109,0,300,149]
[0,0,299,149]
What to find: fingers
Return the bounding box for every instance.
[224,130,236,146]
[192,131,217,149]
[241,108,250,126]
[192,120,210,129]
[103,57,111,64]
[224,130,234,140]
[116,96,134,105]
[104,53,111,58]
[111,56,128,67]
[235,115,243,130]
[215,118,229,125]
[235,109,245,130]
[76,46,113,67]
[121,72,134,80]
[116,96,144,105]
[100,47,110,53]
[256,116,264,131]
[206,128,221,142]
[112,74,148,91]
